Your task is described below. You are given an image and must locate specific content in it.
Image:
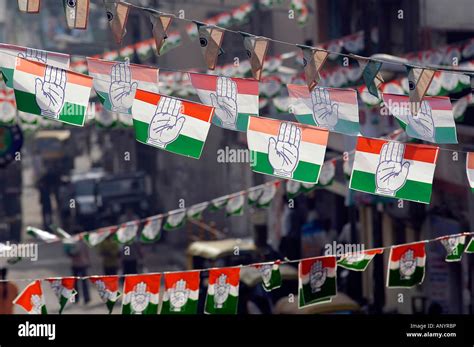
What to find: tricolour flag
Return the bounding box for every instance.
[349,137,439,204]
[13,58,92,126]
[87,58,159,114]
[205,267,240,314]
[46,277,77,314]
[382,93,457,144]
[247,117,329,184]
[0,88,16,124]
[298,256,337,308]
[338,248,384,271]
[210,196,228,211]
[287,84,360,136]
[131,90,214,159]
[387,241,426,288]
[0,44,70,88]
[439,235,466,262]
[140,216,162,243]
[189,73,259,132]
[13,280,47,314]
[256,182,279,208]
[254,261,282,292]
[226,194,245,216]
[467,152,474,193]
[161,271,200,314]
[89,276,121,314]
[114,221,139,244]
[83,227,115,247]
[63,0,90,30]
[286,180,302,199]
[18,0,41,13]
[27,226,60,243]
[122,274,161,314]
[466,238,474,253]
[247,186,263,205]
[186,202,209,220]
[164,210,186,231]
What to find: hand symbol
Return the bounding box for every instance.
[408,101,435,141]
[310,87,339,129]
[109,61,138,113]
[30,294,44,314]
[210,76,238,129]
[268,122,301,178]
[95,280,110,302]
[169,279,189,312]
[35,65,66,118]
[375,142,410,196]
[19,48,47,64]
[400,249,416,278]
[147,97,186,148]
[130,282,150,314]
[214,274,230,308]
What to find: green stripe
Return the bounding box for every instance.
[466,240,474,253]
[41,305,48,315]
[1,67,14,88]
[299,293,331,307]
[205,293,238,314]
[388,266,425,287]
[299,276,336,306]
[133,119,204,159]
[295,114,359,135]
[262,270,282,291]
[160,298,198,314]
[96,91,132,114]
[350,170,432,204]
[140,232,161,243]
[251,151,321,183]
[445,243,465,262]
[122,302,158,315]
[434,127,457,144]
[14,90,86,126]
[337,258,371,271]
[212,112,253,132]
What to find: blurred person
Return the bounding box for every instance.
[65,238,90,305]
[98,236,120,275]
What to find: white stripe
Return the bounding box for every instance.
[352,150,436,184]
[195,89,258,114]
[300,267,337,284]
[389,256,426,270]
[0,47,69,70]
[385,100,455,128]
[207,283,239,297]
[290,97,358,122]
[247,129,326,165]
[89,71,159,94]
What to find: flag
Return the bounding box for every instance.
[140,216,162,243]
[467,152,474,193]
[241,33,269,81]
[298,45,329,91]
[63,0,89,30]
[0,88,16,124]
[13,58,92,126]
[382,94,457,144]
[205,267,240,314]
[406,66,435,116]
[226,194,245,216]
[89,276,121,314]
[187,202,209,220]
[338,248,384,271]
[349,137,439,204]
[254,261,281,291]
[87,58,159,114]
[27,226,60,243]
[247,117,329,184]
[18,0,40,13]
[466,238,474,253]
[317,160,336,186]
[13,280,47,314]
[288,84,360,136]
[298,256,337,308]
[122,274,161,314]
[189,73,259,132]
[163,210,186,231]
[387,242,426,288]
[210,196,228,211]
[0,44,70,88]
[83,227,115,247]
[286,180,302,198]
[357,57,383,98]
[147,10,173,55]
[439,235,466,262]
[114,221,139,244]
[46,277,77,314]
[247,187,263,205]
[195,22,225,70]
[257,182,279,208]
[104,1,130,44]
[161,271,200,314]
[131,90,214,159]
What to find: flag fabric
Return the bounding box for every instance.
[163,210,186,231]
[286,180,302,198]
[466,238,474,253]
[13,280,47,314]
[63,0,89,30]
[317,160,336,186]
[406,66,435,116]
[46,277,77,314]
[226,194,245,216]
[439,235,466,262]
[189,73,259,132]
[27,226,60,243]
[195,22,225,70]
[87,58,159,114]
[18,0,40,13]
[298,256,337,308]
[0,44,70,88]
[241,33,269,81]
[122,274,161,314]
[387,242,426,288]
[247,117,329,184]
[288,84,360,136]
[140,215,162,243]
[205,267,240,314]
[210,196,229,211]
[467,152,474,193]
[104,1,130,44]
[357,57,383,98]
[349,137,439,204]
[254,261,282,292]
[187,202,209,220]
[147,10,173,55]
[161,271,200,314]
[247,187,263,205]
[13,58,92,126]
[131,90,214,159]
[0,88,16,124]
[257,182,279,208]
[299,45,329,91]
[89,276,121,314]
[382,93,457,144]
[83,227,115,247]
[114,221,139,244]
[338,248,384,271]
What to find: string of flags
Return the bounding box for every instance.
[9,231,474,314]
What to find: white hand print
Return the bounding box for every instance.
[30,294,44,314]
[19,48,47,64]
[268,122,301,178]
[130,282,150,314]
[169,279,190,312]
[109,61,138,113]
[408,101,435,141]
[35,65,66,118]
[310,87,339,129]
[214,274,230,309]
[210,76,238,129]
[375,142,410,196]
[147,97,186,148]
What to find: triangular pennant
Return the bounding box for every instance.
[104,1,130,44]
[241,32,269,81]
[13,280,47,314]
[140,216,162,243]
[46,277,77,314]
[18,0,40,13]
[357,57,383,98]
[298,45,329,91]
[406,66,435,116]
[195,21,225,70]
[147,11,173,56]
[89,276,121,314]
[63,0,90,30]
